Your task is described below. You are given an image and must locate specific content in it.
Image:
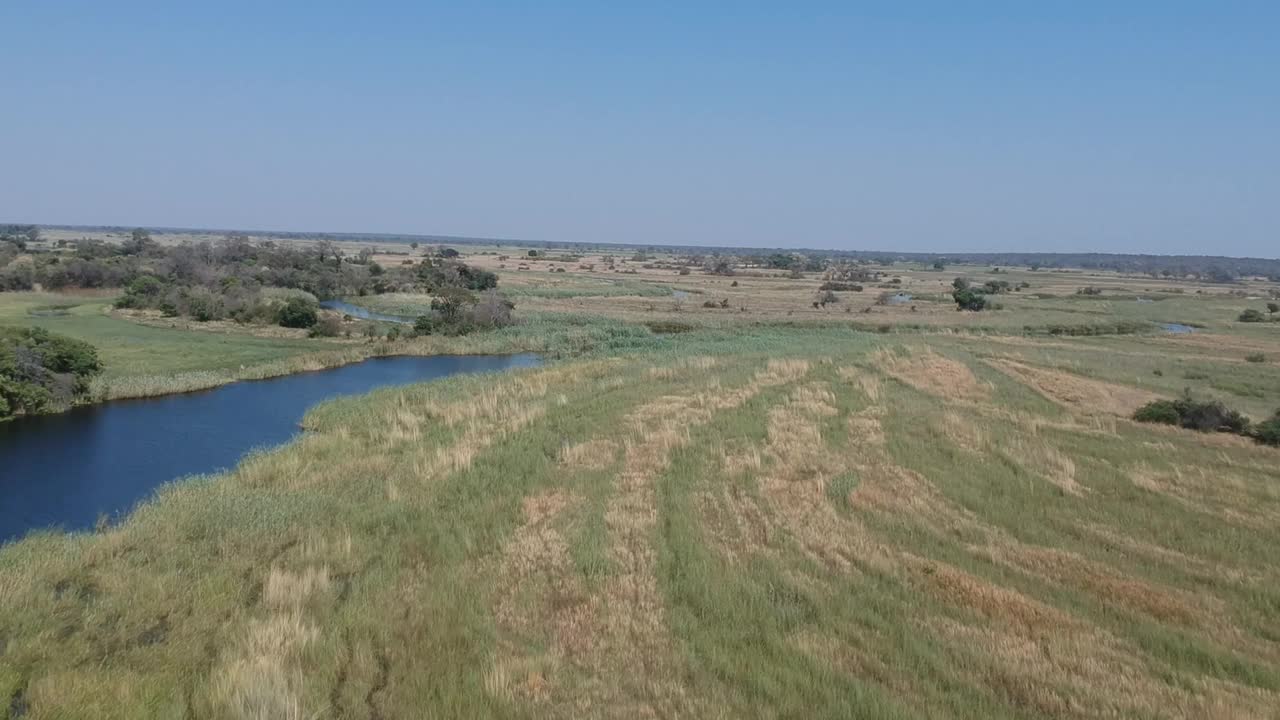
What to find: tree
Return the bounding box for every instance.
[277,297,319,328]
[410,242,419,250]
[953,288,987,311]
[124,228,152,255]
[316,239,341,265]
[952,277,970,291]
[431,287,476,323]
[1,327,102,419]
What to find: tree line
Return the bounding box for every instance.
[1,230,506,333]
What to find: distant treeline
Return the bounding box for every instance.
[1,228,503,333]
[15,224,1280,281]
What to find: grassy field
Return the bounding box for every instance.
[0,293,645,402]
[2,248,1279,718]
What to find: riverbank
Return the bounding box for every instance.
[0,292,657,411]
[1,354,541,543]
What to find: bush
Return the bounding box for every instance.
[1238,308,1266,323]
[1245,353,1266,363]
[308,315,343,337]
[277,297,319,328]
[953,288,987,311]
[1132,400,1181,426]
[1252,412,1280,447]
[1,327,102,419]
[1133,393,1251,435]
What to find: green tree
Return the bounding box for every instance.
[953,288,987,311]
[277,297,319,328]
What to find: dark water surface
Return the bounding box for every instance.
[0,354,540,544]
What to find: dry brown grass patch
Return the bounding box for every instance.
[988,359,1161,416]
[872,347,991,401]
[558,439,618,471]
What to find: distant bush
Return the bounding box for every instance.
[1253,412,1280,447]
[1132,400,1182,426]
[1245,353,1266,363]
[1077,286,1104,296]
[308,315,343,338]
[1,327,102,419]
[277,297,319,328]
[953,288,987,311]
[1133,393,1251,436]
[1238,308,1267,323]
[412,289,515,337]
[820,282,863,292]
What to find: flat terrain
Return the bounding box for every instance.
[2,239,1279,718]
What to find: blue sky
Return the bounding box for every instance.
[2,2,1276,256]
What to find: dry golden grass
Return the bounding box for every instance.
[558,438,619,470]
[988,358,1162,416]
[872,347,992,401]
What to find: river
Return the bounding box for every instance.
[0,353,540,544]
[319,299,415,324]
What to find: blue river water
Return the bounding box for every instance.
[0,353,540,544]
[319,299,415,324]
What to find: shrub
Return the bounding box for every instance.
[953,288,987,311]
[1,327,102,419]
[1252,412,1280,446]
[1245,353,1266,363]
[471,290,515,328]
[1133,400,1181,426]
[308,315,343,337]
[1238,309,1266,322]
[277,297,319,328]
[1133,393,1251,435]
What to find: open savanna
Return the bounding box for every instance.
[2,323,1278,718]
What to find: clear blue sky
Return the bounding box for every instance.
[2,2,1276,256]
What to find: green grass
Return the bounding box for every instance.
[0,293,341,394]
[3,326,1278,718]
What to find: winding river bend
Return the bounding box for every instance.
[0,353,540,544]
